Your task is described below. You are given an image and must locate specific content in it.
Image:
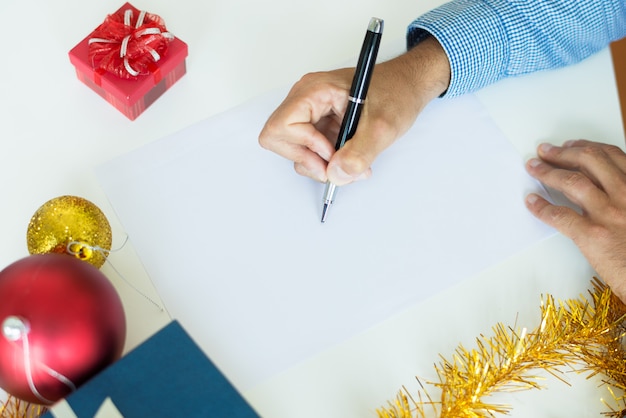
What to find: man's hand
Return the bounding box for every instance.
[258,36,451,185]
[525,140,626,302]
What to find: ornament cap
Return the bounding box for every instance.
[2,316,29,341]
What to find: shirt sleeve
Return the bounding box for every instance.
[408,0,626,97]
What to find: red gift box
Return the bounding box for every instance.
[69,3,188,120]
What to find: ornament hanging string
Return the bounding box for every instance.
[2,317,76,405]
[65,238,164,311]
[88,8,174,78]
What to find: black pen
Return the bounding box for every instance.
[321,17,383,223]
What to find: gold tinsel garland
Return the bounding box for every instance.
[377,278,626,418]
[0,396,45,418]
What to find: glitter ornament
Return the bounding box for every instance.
[0,254,126,405]
[26,196,112,269]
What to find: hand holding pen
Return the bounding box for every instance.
[258,19,451,218]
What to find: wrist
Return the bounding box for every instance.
[368,36,450,129]
[403,35,451,100]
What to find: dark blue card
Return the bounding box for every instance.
[43,320,260,417]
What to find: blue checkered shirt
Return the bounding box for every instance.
[409,0,626,97]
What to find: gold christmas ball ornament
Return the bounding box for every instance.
[26,196,113,268]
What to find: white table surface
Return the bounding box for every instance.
[0,0,624,416]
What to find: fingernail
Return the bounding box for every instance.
[296,163,327,183]
[526,194,539,205]
[527,158,542,168]
[312,167,329,182]
[328,165,356,185]
[328,165,371,185]
[539,143,553,153]
[318,149,332,162]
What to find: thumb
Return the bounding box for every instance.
[326,142,373,185]
[326,115,395,185]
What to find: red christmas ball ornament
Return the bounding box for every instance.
[0,254,126,405]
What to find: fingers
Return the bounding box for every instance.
[258,72,351,182]
[525,139,626,241]
[536,141,626,196]
[524,141,626,214]
[262,121,334,182]
[525,156,610,213]
[524,193,588,240]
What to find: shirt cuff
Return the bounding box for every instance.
[407,0,509,98]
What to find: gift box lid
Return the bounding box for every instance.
[68,2,188,105]
[43,320,260,418]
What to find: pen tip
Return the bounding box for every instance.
[321,203,330,223]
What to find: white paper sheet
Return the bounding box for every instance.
[96,91,554,391]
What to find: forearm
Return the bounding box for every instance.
[410,0,626,97]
